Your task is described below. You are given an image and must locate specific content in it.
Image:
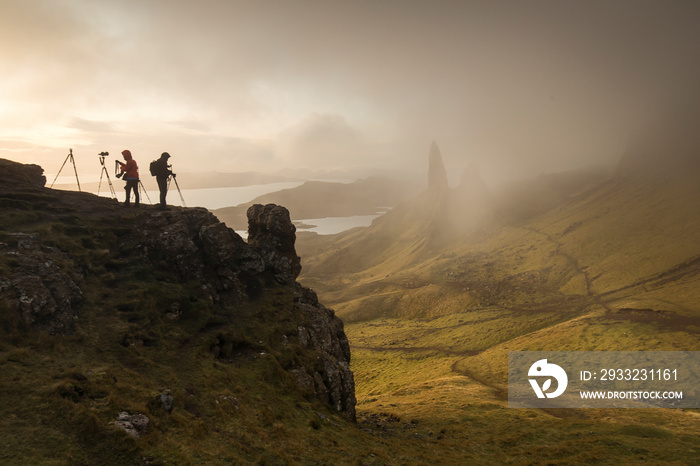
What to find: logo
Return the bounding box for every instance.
[528,359,568,398]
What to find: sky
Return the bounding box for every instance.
[1,0,699,185]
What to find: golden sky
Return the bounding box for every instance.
[1,0,699,183]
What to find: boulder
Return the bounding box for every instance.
[113,412,149,439]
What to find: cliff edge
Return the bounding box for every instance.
[0,158,356,432]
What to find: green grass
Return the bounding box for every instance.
[3,163,700,463]
[0,282,364,464]
[298,168,700,463]
[343,308,700,464]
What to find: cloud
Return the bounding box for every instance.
[69,117,115,133]
[276,113,371,171]
[1,0,699,183]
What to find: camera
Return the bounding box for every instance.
[99,151,109,156]
[113,159,123,178]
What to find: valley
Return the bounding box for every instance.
[298,147,700,463]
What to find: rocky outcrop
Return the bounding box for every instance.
[428,140,448,193]
[425,141,450,244]
[137,204,300,302]
[292,287,356,420]
[127,206,355,418]
[0,159,356,421]
[136,203,355,418]
[143,205,354,419]
[0,158,46,190]
[138,207,253,304]
[246,204,302,284]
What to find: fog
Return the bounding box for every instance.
[1,0,699,186]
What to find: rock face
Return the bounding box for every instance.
[138,203,356,419]
[0,233,83,334]
[292,287,356,419]
[428,140,449,193]
[0,159,356,421]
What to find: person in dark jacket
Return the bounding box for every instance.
[117,149,139,207]
[152,152,173,209]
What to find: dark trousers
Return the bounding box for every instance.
[125,179,139,205]
[157,176,168,207]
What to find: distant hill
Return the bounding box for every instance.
[298,145,700,326]
[297,142,612,277]
[213,176,422,231]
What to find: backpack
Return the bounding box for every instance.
[149,159,161,177]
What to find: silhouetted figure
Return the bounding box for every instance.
[151,152,173,209]
[118,150,139,207]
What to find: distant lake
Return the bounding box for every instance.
[296,215,380,235]
[93,181,380,236]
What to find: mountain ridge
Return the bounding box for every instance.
[213,176,421,231]
[298,146,700,324]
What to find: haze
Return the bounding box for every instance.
[1,0,699,185]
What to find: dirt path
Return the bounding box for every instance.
[523,226,613,312]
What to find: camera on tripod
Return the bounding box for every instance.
[99,151,109,157]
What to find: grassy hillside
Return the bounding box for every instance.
[300,161,700,322]
[298,158,700,463]
[3,157,699,464]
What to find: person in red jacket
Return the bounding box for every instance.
[117,149,140,206]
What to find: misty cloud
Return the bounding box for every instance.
[276,114,371,171]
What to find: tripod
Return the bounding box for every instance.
[167,174,187,207]
[97,154,116,198]
[50,148,81,191]
[138,180,152,204]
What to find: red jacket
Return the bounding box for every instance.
[119,153,139,180]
